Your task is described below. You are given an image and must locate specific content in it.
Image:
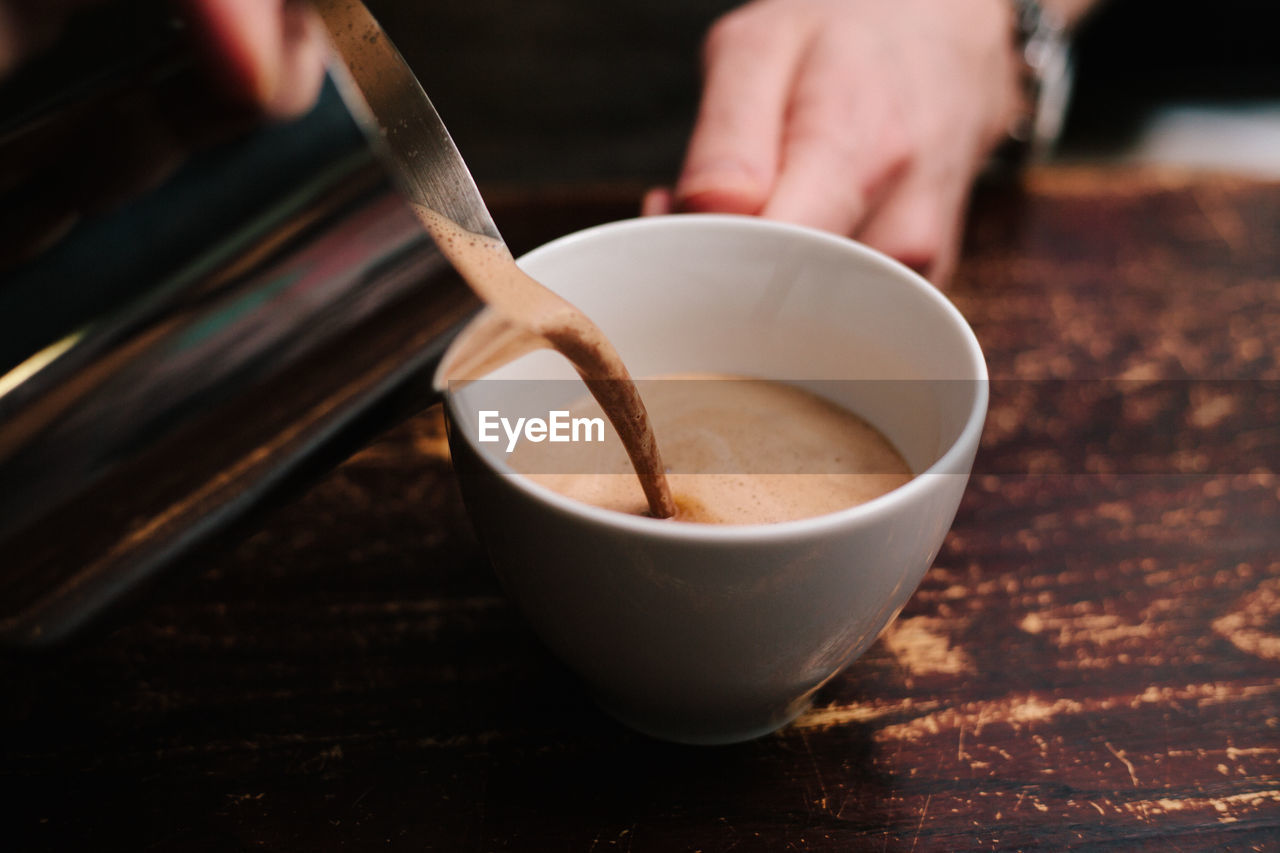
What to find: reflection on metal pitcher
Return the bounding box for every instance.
[0,1,496,645]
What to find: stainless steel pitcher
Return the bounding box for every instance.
[0,0,501,645]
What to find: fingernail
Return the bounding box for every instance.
[676,161,768,213]
[641,187,673,217]
[678,160,761,193]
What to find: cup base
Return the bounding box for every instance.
[592,689,818,746]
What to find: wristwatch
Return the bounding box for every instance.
[1005,0,1074,163]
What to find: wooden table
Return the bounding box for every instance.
[4,169,1278,851]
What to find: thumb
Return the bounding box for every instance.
[181,0,326,118]
[674,11,803,214]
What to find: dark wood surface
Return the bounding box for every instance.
[4,169,1279,851]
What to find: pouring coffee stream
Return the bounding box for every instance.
[414,207,677,520]
[315,1,676,518]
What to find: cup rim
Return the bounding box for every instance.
[439,213,988,543]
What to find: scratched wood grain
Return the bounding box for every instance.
[3,169,1278,852]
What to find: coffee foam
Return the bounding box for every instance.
[512,375,912,525]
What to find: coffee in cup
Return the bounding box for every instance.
[511,373,912,525]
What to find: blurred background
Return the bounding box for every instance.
[363,0,1280,187]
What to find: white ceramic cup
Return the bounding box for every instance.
[436,214,987,745]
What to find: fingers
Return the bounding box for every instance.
[680,5,911,239]
[267,0,327,118]
[846,78,989,284]
[666,0,1022,285]
[673,5,806,215]
[641,187,673,217]
[761,42,911,237]
[182,0,327,118]
[854,166,966,284]
[1,1,326,118]
[851,103,986,285]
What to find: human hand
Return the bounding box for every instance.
[645,0,1023,283]
[0,0,327,268]
[179,0,327,118]
[1,0,326,118]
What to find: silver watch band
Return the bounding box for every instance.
[1008,0,1075,162]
